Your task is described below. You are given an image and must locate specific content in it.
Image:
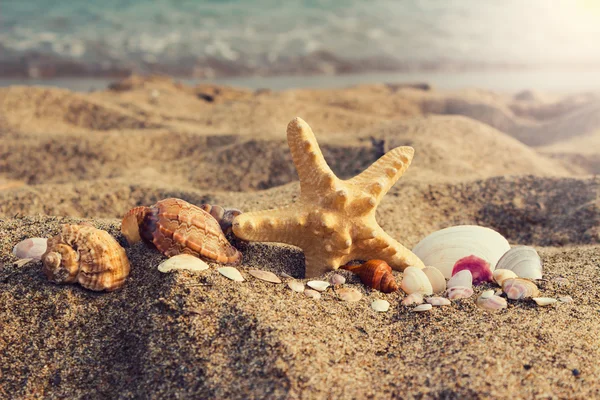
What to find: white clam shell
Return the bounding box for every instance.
[400,267,433,295]
[218,266,244,282]
[412,225,510,278]
[447,270,473,289]
[337,288,362,302]
[402,293,424,306]
[502,278,540,300]
[476,293,507,311]
[371,299,390,312]
[412,304,433,312]
[492,269,518,286]
[426,296,451,306]
[304,289,321,299]
[496,246,542,280]
[446,286,474,299]
[330,274,346,286]
[558,296,574,303]
[423,267,446,293]
[13,238,48,260]
[533,297,557,306]
[248,269,282,284]
[288,280,305,293]
[158,254,209,273]
[307,280,330,292]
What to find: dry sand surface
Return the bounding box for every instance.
[1,76,599,399]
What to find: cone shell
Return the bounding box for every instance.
[412,225,510,278]
[121,198,242,265]
[41,224,130,291]
[342,259,399,293]
[496,246,543,280]
[422,266,446,293]
[400,266,433,295]
[493,269,518,286]
[502,278,540,300]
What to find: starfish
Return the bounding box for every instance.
[232,117,425,277]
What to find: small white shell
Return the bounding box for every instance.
[423,267,446,293]
[496,246,543,280]
[400,267,433,295]
[337,288,362,302]
[402,293,424,305]
[492,269,518,286]
[533,297,557,306]
[476,293,507,311]
[304,289,321,299]
[412,225,510,278]
[13,238,48,260]
[218,266,244,282]
[446,286,474,299]
[558,296,574,303]
[307,280,330,292]
[426,297,451,306]
[371,299,390,312]
[288,280,305,292]
[248,269,282,284]
[158,254,209,273]
[412,304,433,312]
[502,278,540,300]
[447,270,473,289]
[330,274,346,286]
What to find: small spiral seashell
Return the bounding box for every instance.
[342,259,399,293]
[200,204,243,235]
[42,224,130,291]
[122,198,242,264]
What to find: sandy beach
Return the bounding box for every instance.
[1,75,599,399]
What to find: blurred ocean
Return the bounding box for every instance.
[1,0,599,85]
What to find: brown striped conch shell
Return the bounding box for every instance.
[42,224,130,291]
[342,259,399,293]
[121,198,242,264]
[200,204,242,235]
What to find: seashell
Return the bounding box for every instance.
[400,266,433,295]
[446,286,474,299]
[218,266,244,282]
[287,280,305,292]
[402,293,424,305]
[451,255,492,285]
[158,254,209,273]
[496,246,542,280]
[42,224,130,291]
[330,274,346,286]
[307,280,330,292]
[304,289,321,299]
[122,198,241,264]
[476,291,507,311]
[248,269,282,284]
[371,299,390,312]
[447,270,473,289]
[412,304,433,312]
[199,204,242,235]
[426,296,451,306]
[14,258,35,267]
[281,272,294,279]
[412,225,510,278]
[337,288,362,302]
[13,238,47,260]
[533,297,557,306]
[422,266,446,293]
[558,296,573,303]
[493,269,518,286]
[342,259,399,293]
[502,278,540,300]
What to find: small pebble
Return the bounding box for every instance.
[371,299,390,312]
[304,289,321,300]
[412,304,432,312]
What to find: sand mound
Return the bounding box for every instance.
[1,216,599,399]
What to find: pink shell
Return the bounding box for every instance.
[451,255,493,285]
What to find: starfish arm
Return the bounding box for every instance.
[348,146,414,201]
[232,206,310,248]
[353,228,424,270]
[287,117,338,197]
